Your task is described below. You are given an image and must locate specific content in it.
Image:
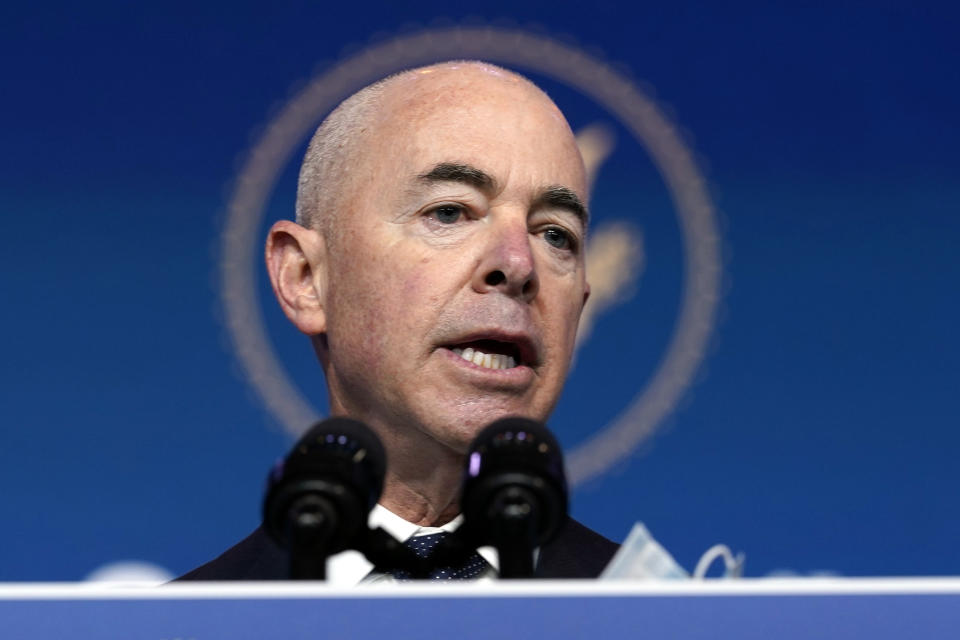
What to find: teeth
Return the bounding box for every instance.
[450,347,518,370]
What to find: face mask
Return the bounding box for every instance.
[600,522,745,580]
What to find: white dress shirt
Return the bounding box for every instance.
[325,505,500,585]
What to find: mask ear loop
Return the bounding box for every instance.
[692,544,745,579]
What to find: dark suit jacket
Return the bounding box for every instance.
[179,517,618,580]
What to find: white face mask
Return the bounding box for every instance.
[600,522,745,580]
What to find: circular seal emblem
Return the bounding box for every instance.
[220,26,722,487]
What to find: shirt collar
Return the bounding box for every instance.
[325,504,500,586]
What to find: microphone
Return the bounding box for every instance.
[262,417,386,580]
[459,417,568,578]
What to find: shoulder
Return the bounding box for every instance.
[178,517,620,581]
[535,517,620,579]
[176,527,286,581]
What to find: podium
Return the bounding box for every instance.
[2,579,959,639]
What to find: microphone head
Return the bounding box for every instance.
[263,417,386,553]
[460,416,568,546]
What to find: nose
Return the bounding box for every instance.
[471,218,539,302]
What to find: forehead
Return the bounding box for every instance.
[359,67,587,197]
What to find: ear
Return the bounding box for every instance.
[265,220,328,335]
[582,281,591,310]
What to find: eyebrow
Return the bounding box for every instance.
[417,162,498,193]
[534,185,589,228]
[416,162,589,227]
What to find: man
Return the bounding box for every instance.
[183,61,618,582]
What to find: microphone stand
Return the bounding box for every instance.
[286,494,338,580]
[487,486,538,578]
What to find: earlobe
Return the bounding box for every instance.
[265,220,328,335]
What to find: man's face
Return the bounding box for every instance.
[320,67,589,453]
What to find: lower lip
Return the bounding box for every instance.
[439,348,535,385]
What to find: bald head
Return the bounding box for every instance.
[294,61,581,237]
[294,74,388,233]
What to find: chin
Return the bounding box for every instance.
[419,400,551,453]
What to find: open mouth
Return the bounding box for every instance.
[448,339,524,370]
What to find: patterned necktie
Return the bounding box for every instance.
[389,531,488,581]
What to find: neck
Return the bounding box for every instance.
[326,404,466,527]
[375,427,465,527]
[378,477,462,527]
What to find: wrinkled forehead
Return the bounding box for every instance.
[362,65,587,194]
[380,65,570,135]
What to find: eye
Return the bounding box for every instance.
[543,226,575,251]
[429,204,465,224]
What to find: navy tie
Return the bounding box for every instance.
[389,532,488,581]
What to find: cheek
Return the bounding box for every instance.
[332,257,440,362]
[326,257,392,369]
[401,269,443,313]
[337,298,388,374]
[542,285,588,359]
[544,272,586,317]
[395,251,446,314]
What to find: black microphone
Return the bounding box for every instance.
[262,417,386,580]
[459,417,568,578]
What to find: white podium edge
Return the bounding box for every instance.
[1,578,960,600]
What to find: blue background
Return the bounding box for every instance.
[2,1,958,580]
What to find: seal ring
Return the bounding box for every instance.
[219,26,722,486]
